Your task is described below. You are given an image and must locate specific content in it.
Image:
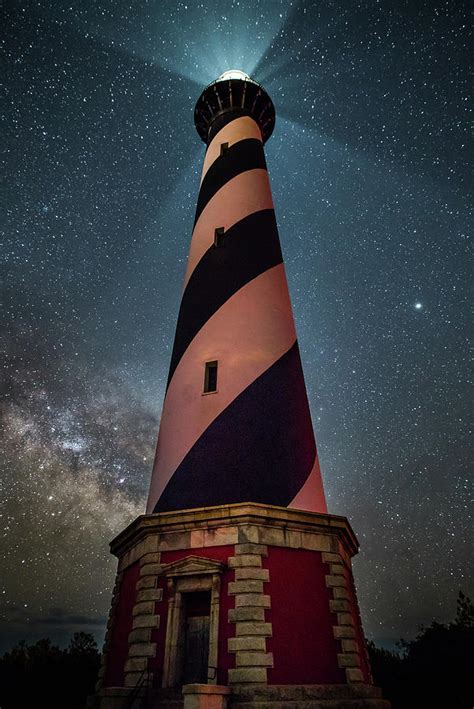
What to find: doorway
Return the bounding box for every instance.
[161,556,224,688]
[182,591,211,684]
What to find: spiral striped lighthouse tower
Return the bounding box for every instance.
[95,72,389,709]
[147,70,325,517]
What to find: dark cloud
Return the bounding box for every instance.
[6,606,106,628]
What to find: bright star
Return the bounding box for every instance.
[414,302,423,310]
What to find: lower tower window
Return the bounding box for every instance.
[204,361,218,393]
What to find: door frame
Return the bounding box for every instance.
[161,556,225,688]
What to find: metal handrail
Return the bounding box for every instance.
[125,667,149,709]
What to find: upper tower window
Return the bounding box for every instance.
[220,142,229,156]
[204,361,218,393]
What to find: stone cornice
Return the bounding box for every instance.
[110,502,359,559]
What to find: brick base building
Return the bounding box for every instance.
[92,503,389,708]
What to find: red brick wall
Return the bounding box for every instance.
[265,546,345,684]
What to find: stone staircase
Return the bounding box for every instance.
[230,701,390,709]
[127,684,389,709]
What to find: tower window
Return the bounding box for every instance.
[204,361,218,393]
[220,142,229,156]
[214,227,225,247]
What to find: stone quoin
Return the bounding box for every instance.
[91,70,390,709]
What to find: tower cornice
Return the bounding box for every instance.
[110,502,360,561]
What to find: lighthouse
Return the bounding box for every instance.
[94,71,389,709]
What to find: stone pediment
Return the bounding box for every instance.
[162,555,226,578]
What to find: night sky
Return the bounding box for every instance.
[2,0,472,654]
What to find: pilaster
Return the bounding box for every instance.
[123,549,162,688]
[227,542,273,686]
[323,551,364,683]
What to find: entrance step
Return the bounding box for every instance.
[149,688,184,708]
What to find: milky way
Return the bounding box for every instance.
[2,0,472,652]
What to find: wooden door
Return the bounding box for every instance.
[182,591,211,684]
[183,615,210,683]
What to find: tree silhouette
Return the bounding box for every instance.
[368,591,474,709]
[0,632,100,709]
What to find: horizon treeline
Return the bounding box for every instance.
[0,592,472,708]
